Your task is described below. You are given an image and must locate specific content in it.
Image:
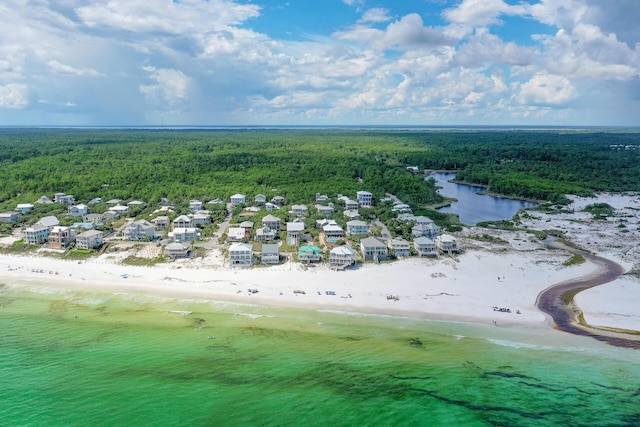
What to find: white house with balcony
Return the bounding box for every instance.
[356,191,373,207]
[48,226,76,250]
[230,194,246,206]
[165,242,189,260]
[0,212,19,222]
[173,215,193,229]
[286,222,305,245]
[68,204,89,217]
[172,227,198,243]
[344,199,359,211]
[229,243,253,267]
[76,230,104,250]
[329,246,357,270]
[24,224,50,245]
[255,226,277,242]
[261,243,280,264]
[315,204,334,215]
[261,214,281,231]
[388,238,411,257]
[54,193,75,204]
[436,235,458,253]
[16,203,34,214]
[346,220,368,235]
[290,204,308,216]
[189,200,203,211]
[414,237,437,257]
[123,220,155,241]
[360,236,387,262]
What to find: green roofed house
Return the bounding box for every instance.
[298,245,321,264]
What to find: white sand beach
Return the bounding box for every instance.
[1,193,639,336]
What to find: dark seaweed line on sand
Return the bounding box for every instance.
[536,244,640,349]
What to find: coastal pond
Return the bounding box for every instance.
[430,172,538,225]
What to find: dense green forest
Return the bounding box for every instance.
[1,128,639,212]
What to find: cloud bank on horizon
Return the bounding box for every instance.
[1,0,638,126]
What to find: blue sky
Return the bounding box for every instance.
[1,0,639,126]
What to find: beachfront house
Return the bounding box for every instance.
[229,243,253,267]
[356,191,373,207]
[414,237,437,257]
[315,193,329,202]
[189,200,203,211]
[16,203,34,214]
[254,194,267,204]
[261,243,280,264]
[165,242,189,260]
[360,236,388,262]
[436,235,458,253]
[230,194,246,206]
[122,220,155,241]
[298,245,321,264]
[75,230,104,250]
[346,220,368,235]
[48,226,76,250]
[24,224,50,245]
[329,246,357,270]
[0,212,19,222]
[207,198,224,205]
[173,215,193,229]
[286,222,305,245]
[388,238,411,257]
[261,214,281,231]
[255,226,277,242]
[227,227,246,242]
[68,204,89,217]
[172,227,198,243]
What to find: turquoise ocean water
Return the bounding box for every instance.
[1,285,638,427]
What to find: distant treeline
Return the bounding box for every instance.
[0,128,638,209]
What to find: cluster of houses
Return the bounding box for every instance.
[2,189,459,270]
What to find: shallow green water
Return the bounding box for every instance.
[1,286,638,427]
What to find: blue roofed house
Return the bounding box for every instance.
[298,245,321,264]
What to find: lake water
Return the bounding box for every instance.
[430,173,538,225]
[1,287,639,426]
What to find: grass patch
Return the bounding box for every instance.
[470,234,508,244]
[121,255,165,266]
[562,254,585,267]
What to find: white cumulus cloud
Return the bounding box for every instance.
[0,84,28,109]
